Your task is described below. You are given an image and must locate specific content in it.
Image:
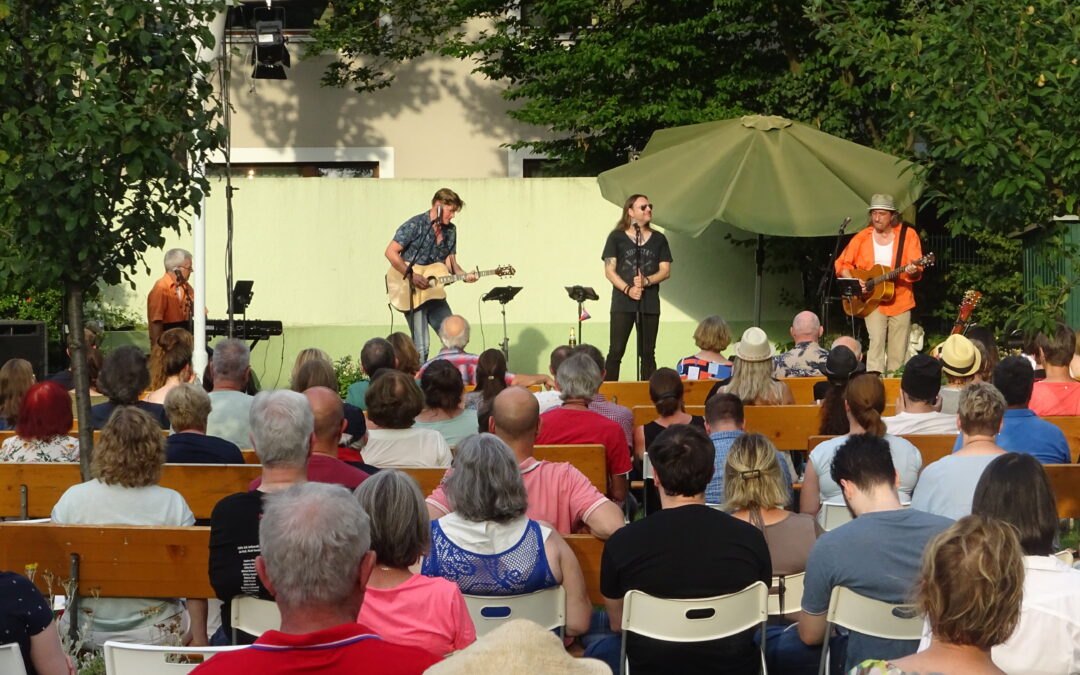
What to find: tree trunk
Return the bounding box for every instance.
[66,284,94,481]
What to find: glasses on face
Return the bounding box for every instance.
[638,204,653,211]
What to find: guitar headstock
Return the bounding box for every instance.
[957,290,982,322]
[495,265,516,277]
[921,252,936,268]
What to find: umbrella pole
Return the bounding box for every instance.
[754,235,764,327]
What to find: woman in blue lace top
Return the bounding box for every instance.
[421,433,592,636]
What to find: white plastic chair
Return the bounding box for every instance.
[230,596,281,643]
[463,586,566,637]
[619,581,768,675]
[767,572,805,616]
[817,586,923,675]
[820,502,853,531]
[103,641,245,675]
[0,642,27,675]
[1054,549,1075,566]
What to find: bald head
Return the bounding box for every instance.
[439,315,470,350]
[791,311,823,342]
[491,387,539,442]
[833,336,862,361]
[304,386,344,441]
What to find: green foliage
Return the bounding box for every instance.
[333,354,367,398]
[930,230,1023,335]
[0,286,64,342]
[1008,228,1080,340]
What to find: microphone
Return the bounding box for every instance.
[436,204,443,222]
[632,220,640,232]
[840,216,851,234]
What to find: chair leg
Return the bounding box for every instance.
[759,621,767,674]
[817,622,831,675]
[619,631,628,675]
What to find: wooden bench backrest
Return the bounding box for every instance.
[808,434,957,466]
[1046,464,1080,519]
[601,377,900,409]
[1043,417,1080,463]
[564,533,604,605]
[0,463,261,520]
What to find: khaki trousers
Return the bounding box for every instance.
[864,309,911,374]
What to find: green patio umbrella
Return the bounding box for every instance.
[597,115,923,323]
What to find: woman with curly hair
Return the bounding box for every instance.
[0,358,35,430]
[52,406,204,648]
[0,381,78,462]
[146,327,194,404]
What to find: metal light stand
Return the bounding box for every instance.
[482,286,522,361]
[565,285,599,343]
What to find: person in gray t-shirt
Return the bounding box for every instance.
[798,434,952,672]
[910,383,1007,520]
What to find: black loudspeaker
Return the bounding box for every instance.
[0,320,48,380]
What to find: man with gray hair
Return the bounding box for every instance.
[773,310,829,378]
[417,314,554,389]
[208,389,313,644]
[207,338,253,448]
[196,482,440,672]
[146,247,194,344]
[164,383,244,464]
[535,353,631,504]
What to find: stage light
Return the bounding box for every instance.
[251,17,289,79]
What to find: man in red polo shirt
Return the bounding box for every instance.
[194,482,440,674]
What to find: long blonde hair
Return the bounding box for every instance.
[723,433,788,514]
[725,358,781,405]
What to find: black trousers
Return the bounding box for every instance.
[605,311,659,381]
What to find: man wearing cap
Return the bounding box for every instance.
[883,354,957,435]
[938,334,981,415]
[773,311,830,378]
[836,194,924,374]
[813,343,865,402]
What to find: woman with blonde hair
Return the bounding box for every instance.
[676,315,734,381]
[51,406,205,648]
[0,358,35,429]
[718,327,795,405]
[851,515,1024,675]
[146,327,194,403]
[388,332,421,376]
[800,373,922,522]
[289,347,331,390]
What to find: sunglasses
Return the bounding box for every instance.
[638,204,653,211]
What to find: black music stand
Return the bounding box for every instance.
[482,286,522,360]
[230,280,255,340]
[565,286,599,344]
[835,278,862,336]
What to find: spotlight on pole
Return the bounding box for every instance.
[251,4,289,80]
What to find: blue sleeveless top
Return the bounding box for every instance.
[421,519,558,595]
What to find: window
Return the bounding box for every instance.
[209,162,379,178]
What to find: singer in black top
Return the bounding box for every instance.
[602,194,672,381]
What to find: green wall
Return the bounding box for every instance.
[104,178,798,387]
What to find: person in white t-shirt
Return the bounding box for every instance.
[534,345,574,414]
[883,354,957,435]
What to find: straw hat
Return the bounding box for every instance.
[939,334,982,377]
[732,327,776,362]
[867,194,897,211]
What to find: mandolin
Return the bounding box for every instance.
[841,253,936,318]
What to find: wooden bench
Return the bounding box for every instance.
[1044,417,1080,463]
[808,434,957,466]
[602,377,901,409]
[1046,464,1080,519]
[0,463,261,520]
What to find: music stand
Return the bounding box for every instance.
[835,278,862,336]
[230,281,255,340]
[482,286,523,360]
[565,286,599,343]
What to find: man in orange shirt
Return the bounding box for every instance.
[835,194,923,374]
[146,247,194,345]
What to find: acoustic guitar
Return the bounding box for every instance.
[949,290,982,335]
[385,262,515,312]
[841,253,936,318]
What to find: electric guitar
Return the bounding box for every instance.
[385,262,515,312]
[841,253,936,318]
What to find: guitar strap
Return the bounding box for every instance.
[893,223,908,270]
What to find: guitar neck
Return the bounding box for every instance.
[435,268,501,284]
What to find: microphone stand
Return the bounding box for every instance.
[634,223,644,381]
[817,216,851,336]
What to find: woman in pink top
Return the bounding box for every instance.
[355,470,476,656]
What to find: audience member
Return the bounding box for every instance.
[534,345,574,413]
[356,470,475,656]
[1030,321,1080,415]
[572,344,634,445]
[0,570,74,675]
[90,345,169,430]
[388,331,422,377]
[464,348,508,411]
[883,354,956,435]
[633,367,703,463]
[801,374,922,522]
[426,387,625,539]
[813,337,864,401]
[414,359,479,446]
[206,339,254,448]
[702,392,745,505]
[417,315,552,389]
[427,619,609,674]
[345,337,397,411]
[910,382,1006,520]
[719,327,795,405]
[797,434,951,671]
[937,334,981,415]
[250,388,370,490]
[675,315,734,381]
[967,453,1080,674]
[536,353,630,503]
[601,424,772,675]
[47,327,97,391]
[966,326,999,379]
[421,435,591,637]
[817,345,864,434]
[209,389,314,643]
[288,347,331,390]
[194,482,441,673]
[851,515,1024,675]
[146,327,194,404]
[53,407,204,648]
[0,358,36,430]
[164,383,243,464]
[290,357,367,449]
[0,381,78,462]
[364,370,452,468]
[70,347,106,418]
[774,311,829,378]
[980,355,1070,463]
